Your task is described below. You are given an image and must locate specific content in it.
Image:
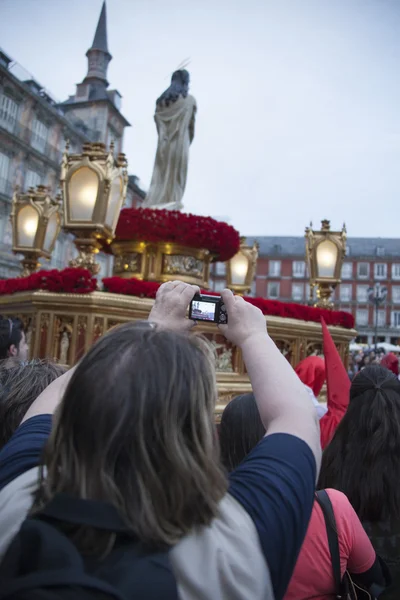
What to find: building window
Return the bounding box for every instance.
[341,262,353,279]
[374,263,387,279]
[356,309,369,326]
[25,169,42,190]
[356,285,368,303]
[292,261,305,278]
[0,152,10,194]
[213,280,225,293]
[250,280,256,297]
[31,118,49,153]
[215,262,226,276]
[391,311,400,329]
[268,282,280,299]
[292,283,303,301]
[377,310,386,327]
[269,260,281,277]
[376,246,385,257]
[357,263,369,279]
[340,284,352,302]
[392,264,400,280]
[0,93,19,132]
[393,287,400,304]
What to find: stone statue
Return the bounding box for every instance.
[143,70,197,210]
[60,331,70,365]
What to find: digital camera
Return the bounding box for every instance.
[189,294,227,325]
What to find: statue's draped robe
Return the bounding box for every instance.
[144,95,196,209]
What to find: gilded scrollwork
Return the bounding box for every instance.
[114,253,140,274]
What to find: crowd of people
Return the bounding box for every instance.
[0,283,398,598]
[348,347,399,381]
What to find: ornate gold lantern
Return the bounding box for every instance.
[305,220,346,308]
[11,185,62,277]
[226,238,259,295]
[60,141,128,274]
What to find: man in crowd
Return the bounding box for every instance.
[0,317,29,365]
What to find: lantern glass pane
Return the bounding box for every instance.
[105,175,123,231]
[68,167,98,220]
[17,205,39,248]
[230,252,248,285]
[316,239,338,278]
[43,212,59,252]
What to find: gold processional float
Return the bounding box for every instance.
[1,77,355,419]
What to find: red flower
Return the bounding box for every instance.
[102,276,355,329]
[102,207,241,262]
[0,268,97,295]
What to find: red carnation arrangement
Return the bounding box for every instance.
[0,268,97,295]
[104,207,241,262]
[103,276,355,329]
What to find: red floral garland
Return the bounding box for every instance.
[103,207,241,262]
[0,268,97,295]
[103,276,355,329]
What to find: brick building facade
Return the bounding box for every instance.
[210,236,400,345]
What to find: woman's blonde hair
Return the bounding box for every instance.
[34,322,227,555]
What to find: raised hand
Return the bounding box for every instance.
[148,280,200,332]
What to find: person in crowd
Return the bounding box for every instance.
[0,359,66,449]
[0,317,28,364]
[219,392,388,600]
[295,355,328,418]
[319,365,400,599]
[381,352,399,378]
[0,282,321,600]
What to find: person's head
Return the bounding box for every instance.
[35,321,227,554]
[295,356,325,396]
[0,317,28,361]
[0,359,66,448]
[157,69,190,107]
[380,352,399,376]
[219,393,265,472]
[319,365,400,522]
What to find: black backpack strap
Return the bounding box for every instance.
[315,490,342,595]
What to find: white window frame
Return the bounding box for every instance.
[377,310,386,327]
[391,311,400,329]
[31,118,49,153]
[341,262,353,280]
[357,262,369,279]
[269,260,281,277]
[268,281,280,299]
[292,261,305,278]
[0,151,10,194]
[393,286,400,304]
[0,93,19,133]
[213,280,225,293]
[292,283,303,301]
[356,309,369,326]
[340,284,352,302]
[25,169,42,190]
[392,264,400,280]
[215,262,226,276]
[374,263,387,280]
[356,285,369,303]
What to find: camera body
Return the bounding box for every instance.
[189,293,227,325]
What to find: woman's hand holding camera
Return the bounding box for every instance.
[148,280,200,332]
[218,288,267,347]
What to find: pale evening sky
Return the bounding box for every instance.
[0,0,399,237]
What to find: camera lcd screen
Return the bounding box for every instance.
[191,300,216,322]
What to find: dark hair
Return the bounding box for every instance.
[0,359,66,448]
[219,393,265,472]
[318,365,400,522]
[157,69,190,107]
[0,317,23,359]
[33,321,227,555]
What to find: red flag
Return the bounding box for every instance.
[319,317,351,449]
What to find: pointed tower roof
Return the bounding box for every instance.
[90,1,110,54]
